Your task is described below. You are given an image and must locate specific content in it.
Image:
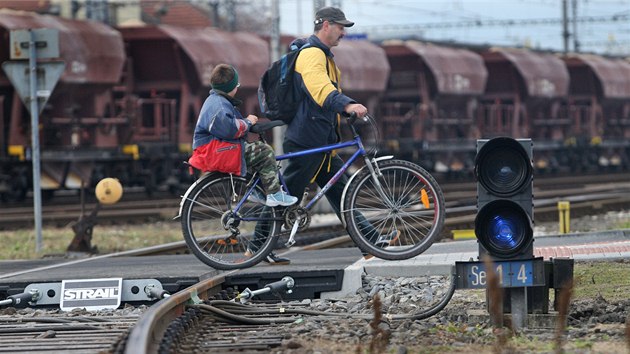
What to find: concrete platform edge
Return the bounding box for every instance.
[320,262,364,299]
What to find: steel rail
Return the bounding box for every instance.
[124,273,228,354]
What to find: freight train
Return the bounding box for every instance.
[1,10,629,202]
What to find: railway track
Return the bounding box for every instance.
[0,198,180,230]
[0,312,137,353]
[2,172,630,232]
[1,188,629,352]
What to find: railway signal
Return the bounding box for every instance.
[455,137,575,329]
[473,137,538,328]
[474,137,534,260]
[456,137,548,329]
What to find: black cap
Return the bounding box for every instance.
[314,7,354,27]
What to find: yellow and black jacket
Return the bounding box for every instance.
[285,35,356,149]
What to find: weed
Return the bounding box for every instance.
[482,256,509,354]
[553,279,574,354]
[367,294,390,354]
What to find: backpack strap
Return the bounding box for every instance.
[296,42,331,79]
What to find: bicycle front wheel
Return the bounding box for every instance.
[180,174,281,270]
[343,159,445,260]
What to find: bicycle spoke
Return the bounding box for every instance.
[181,175,280,270]
[343,160,445,260]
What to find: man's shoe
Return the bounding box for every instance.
[374,229,400,248]
[265,191,298,207]
[363,230,401,260]
[247,189,267,204]
[263,252,291,265]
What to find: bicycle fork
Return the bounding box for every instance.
[364,157,394,207]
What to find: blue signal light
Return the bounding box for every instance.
[475,200,533,258]
[489,214,521,250]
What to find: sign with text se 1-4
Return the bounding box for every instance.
[455,258,545,289]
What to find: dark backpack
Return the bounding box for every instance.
[258,42,312,123]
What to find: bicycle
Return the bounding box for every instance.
[178,114,445,270]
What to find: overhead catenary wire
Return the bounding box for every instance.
[356,13,630,32]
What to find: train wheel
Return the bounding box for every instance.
[0,170,28,203]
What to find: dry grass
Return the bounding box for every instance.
[553,279,574,354]
[572,260,630,302]
[482,256,509,354]
[367,294,390,354]
[0,219,182,260]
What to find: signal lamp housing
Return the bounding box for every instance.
[475,137,534,260]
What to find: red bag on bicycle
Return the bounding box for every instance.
[188,139,244,175]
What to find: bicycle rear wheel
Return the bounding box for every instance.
[343,159,445,260]
[180,174,281,270]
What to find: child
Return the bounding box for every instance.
[189,64,297,207]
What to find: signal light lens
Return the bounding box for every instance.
[475,137,532,197]
[489,215,520,249]
[475,200,533,258]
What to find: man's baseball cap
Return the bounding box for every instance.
[314,7,354,27]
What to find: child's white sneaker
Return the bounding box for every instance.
[265,191,298,207]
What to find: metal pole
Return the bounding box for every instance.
[270,0,284,154]
[296,0,302,35]
[28,30,43,253]
[313,0,326,14]
[571,0,579,52]
[209,0,220,28]
[226,0,236,32]
[510,287,528,330]
[562,0,569,53]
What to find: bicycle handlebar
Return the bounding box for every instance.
[250,112,366,135]
[249,120,286,134]
[345,111,358,125]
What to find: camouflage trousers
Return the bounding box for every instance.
[244,140,280,194]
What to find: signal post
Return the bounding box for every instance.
[455,137,574,329]
[2,29,65,252]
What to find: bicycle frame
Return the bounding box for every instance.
[275,138,366,210]
[231,117,393,229]
[234,133,369,217]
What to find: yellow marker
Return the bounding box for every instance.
[8,145,25,161]
[453,229,476,240]
[122,144,140,160]
[558,201,570,234]
[421,189,430,209]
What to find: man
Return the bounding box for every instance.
[272,7,397,265]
